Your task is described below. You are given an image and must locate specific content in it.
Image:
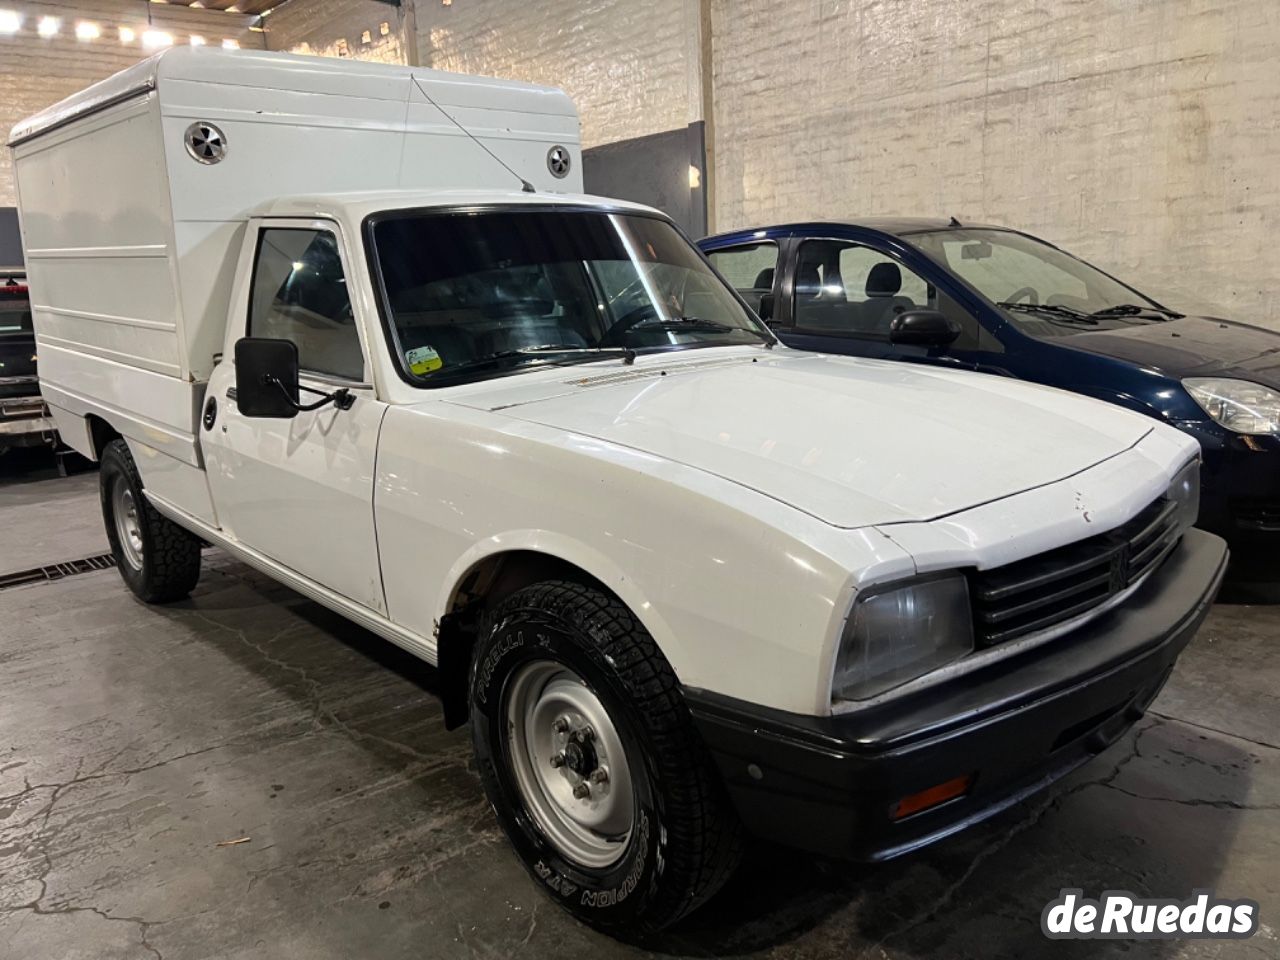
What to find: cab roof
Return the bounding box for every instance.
[248,189,667,224]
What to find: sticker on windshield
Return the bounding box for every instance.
[406,345,443,376]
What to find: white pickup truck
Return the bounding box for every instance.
[11,49,1227,933]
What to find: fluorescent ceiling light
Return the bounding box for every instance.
[0,9,21,34]
[189,34,206,45]
[75,20,100,40]
[119,26,136,42]
[37,15,60,37]
[142,28,173,48]
[222,38,239,48]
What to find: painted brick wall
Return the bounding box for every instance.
[710,0,1280,324]
[414,0,702,150]
[0,0,265,207]
[263,0,408,66]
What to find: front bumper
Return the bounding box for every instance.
[687,528,1228,862]
[1177,420,1280,544]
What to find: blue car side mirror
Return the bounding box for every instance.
[890,309,961,347]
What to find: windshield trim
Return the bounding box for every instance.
[901,226,1170,329]
[362,203,774,389]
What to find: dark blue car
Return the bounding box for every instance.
[698,220,1280,556]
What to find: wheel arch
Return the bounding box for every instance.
[85,413,122,461]
[433,536,677,730]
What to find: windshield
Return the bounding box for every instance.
[909,228,1173,337]
[370,209,771,384]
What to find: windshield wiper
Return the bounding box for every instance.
[997,301,1100,325]
[630,316,735,332]
[427,345,636,378]
[1090,303,1183,319]
[630,316,775,343]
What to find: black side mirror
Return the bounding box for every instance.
[235,337,300,419]
[889,309,961,347]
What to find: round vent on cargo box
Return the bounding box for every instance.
[184,122,227,164]
[546,145,571,179]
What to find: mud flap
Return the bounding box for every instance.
[437,608,478,730]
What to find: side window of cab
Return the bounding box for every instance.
[792,239,988,350]
[705,242,779,319]
[248,227,365,380]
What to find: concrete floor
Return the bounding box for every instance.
[0,463,1277,960]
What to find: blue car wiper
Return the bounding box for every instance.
[997,301,1099,324]
[1090,303,1184,319]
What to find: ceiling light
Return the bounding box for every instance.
[189,34,205,45]
[75,20,100,40]
[0,9,21,34]
[142,29,173,48]
[379,21,389,35]
[222,37,239,48]
[118,26,135,42]
[37,16,60,37]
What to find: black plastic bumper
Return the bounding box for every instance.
[687,528,1228,862]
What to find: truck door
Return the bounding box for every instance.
[202,220,388,614]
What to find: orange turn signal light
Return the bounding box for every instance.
[891,774,973,821]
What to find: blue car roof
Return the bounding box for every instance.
[701,218,1012,245]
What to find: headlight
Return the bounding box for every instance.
[1168,457,1200,532]
[1184,378,1280,435]
[833,573,973,702]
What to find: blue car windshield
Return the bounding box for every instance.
[909,228,1174,337]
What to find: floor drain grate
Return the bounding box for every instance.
[0,553,117,591]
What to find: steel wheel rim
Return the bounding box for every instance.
[505,659,635,869]
[112,476,144,571]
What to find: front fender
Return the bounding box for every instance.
[375,403,914,715]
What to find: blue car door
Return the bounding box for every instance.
[775,234,997,372]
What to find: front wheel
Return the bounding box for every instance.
[99,439,202,603]
[470,580,742,933]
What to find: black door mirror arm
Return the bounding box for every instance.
[265,375,355,411]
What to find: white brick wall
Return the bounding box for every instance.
[7,0,1278,324]
[711,0,1280,324]
[263,0,409,66]
[0,0,265,207]
[414,0,701,149]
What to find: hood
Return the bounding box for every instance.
[446,351,1154,528]
[1061,316,1280,384]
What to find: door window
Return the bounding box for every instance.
[705,242,778,318]
[793,239,979,345]
[249,228,364,380]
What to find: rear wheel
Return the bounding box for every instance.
[470,580,742,933]
[99,439,202,603]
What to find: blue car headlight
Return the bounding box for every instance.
[1185,378,1280,435]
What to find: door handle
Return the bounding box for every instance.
[226,387,238,401]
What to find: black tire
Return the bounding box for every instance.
[470,579,742,933]
[99,439,202,603]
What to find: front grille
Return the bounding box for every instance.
[969,498,1182,647]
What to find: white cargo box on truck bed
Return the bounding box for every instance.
[8,47,582,465]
